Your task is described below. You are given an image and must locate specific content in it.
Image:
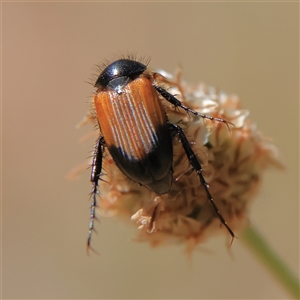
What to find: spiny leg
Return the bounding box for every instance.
[87,136,105,253]
[170,123,235,244]
[154,85,234,131]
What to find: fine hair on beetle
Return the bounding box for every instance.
[87,55,235,252]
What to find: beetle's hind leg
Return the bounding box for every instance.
[170,123,235,244]
[87,136,105,253]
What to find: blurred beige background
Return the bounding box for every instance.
[2,2,298,299]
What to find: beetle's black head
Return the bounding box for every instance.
[94,59,147,91]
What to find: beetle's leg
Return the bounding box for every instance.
[87,136,105,253]
[155,85,234,131]
[170,123,235,244]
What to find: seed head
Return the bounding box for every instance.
[91,69,283,252]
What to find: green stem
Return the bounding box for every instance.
[240,226,299,299]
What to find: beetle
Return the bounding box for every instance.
[87,58,235,250]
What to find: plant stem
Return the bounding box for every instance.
[240,226,299,299]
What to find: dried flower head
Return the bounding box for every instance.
[80,67,282,253]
